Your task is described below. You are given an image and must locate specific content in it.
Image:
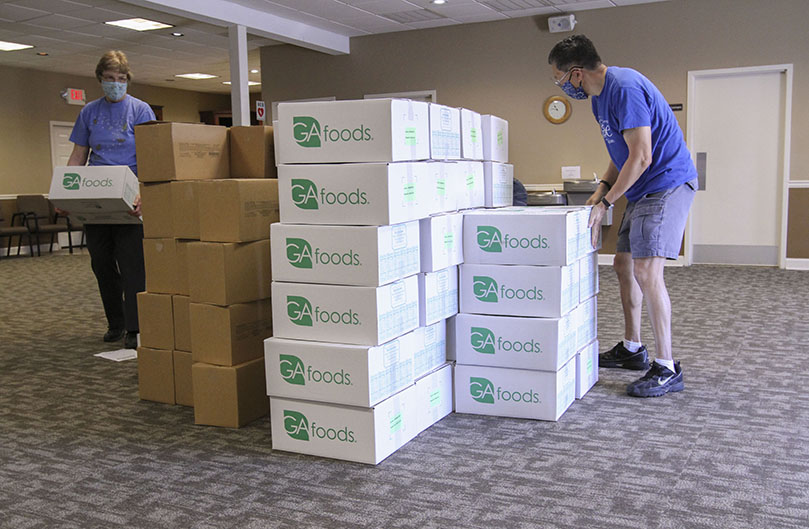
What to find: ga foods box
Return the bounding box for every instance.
[412,320,448,379]
[418,266,459,327]
[270,221,420,286]
[429,103,461,160]
[463,206,589,266]
[576,339,599,399]
[483,162,514,208]
[460,263,579,318]
[420,212,464,273]
[455,161,485,210]
[579,251,599,301]
[448,312,577,371]
[276,99,430,164]
[574,295,598,350]
[481,114,508,163]
[454,360,575,421]
[278,162,431,226]
[272,276,419,346]
[460,108,483,161]
[49,165,140,224]
[270,385,419,465]
[414,363,454,433]
[264,333,415,407]
[426,161,459,214]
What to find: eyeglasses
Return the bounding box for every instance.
[102,73,128,83]
[552,66,582,86]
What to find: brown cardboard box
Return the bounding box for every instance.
[173,350,194,407]
[187,240,271,305]
[192,358,269,428]
[197,179,280,243]
[172,294,191,352]
[190,298,272,366]
[143,238,178,294]
[171,181,200,239]
[139,182,173,238]
[229,125,277,179]
[137,292,174,350]
[134,122,229,182]
[175,240,191,296]
[137,347,175,404]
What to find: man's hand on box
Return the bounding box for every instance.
[585,190,605,206]
[588,203,606,249]
[129,195,142,217]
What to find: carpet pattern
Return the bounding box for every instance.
[1,253,808,528]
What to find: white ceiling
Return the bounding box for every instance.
[0,0,670,93]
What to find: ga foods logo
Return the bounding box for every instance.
[472,276,544,303]
[292,116,372,148]
[470,327,542,355]
[469,377,540,405]
[279,354,352,386]
[62,173,113,190]
[285,238,361,269]
[283,410,356,443]
[476,226,549,253]
[290,179,369,211]
[286,295,361,327]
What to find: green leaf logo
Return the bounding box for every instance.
[293,116,321,147]
[286,296,313,326]
[283,410,310,441]
[476,226,502,253]
[286,238,313,269]
[472,276,498,303]
[62,173,81,190]
[470,327,496,354]
[469,377,495,404]
[279,354,306,385]
[290,179,319,210]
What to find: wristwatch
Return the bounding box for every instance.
[600,196,612,209]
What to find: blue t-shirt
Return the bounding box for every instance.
[591,67,696,202]
[69,95,155,175]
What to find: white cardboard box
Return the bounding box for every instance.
[419,213,464,273]
[272,276,419,346]
[483,162,514,208]
[455,161,485,210]
[448,312,576,371]
[48,165,141,224]
[578,251,599,301]
[276,99,430,164]
[574,294,598,350]
[463,206,590,266]
[460,263,578,318]
[278,162,431,226]
[429,103,461,160]
[270,221,420,286]
[460,108,483,161]
[414,363,454,433]
[418,266,459,326]
[481,114,508,163]
[412,320,448,379]
[454,361,575,421]
[264,333,415,407]
[426,161,460,214]
[270,385,418,465]
[575,339,599,399]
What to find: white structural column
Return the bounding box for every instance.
[229,24,249,127]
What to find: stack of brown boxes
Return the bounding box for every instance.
[134,122,279,428]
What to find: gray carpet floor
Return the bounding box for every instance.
[1,253,808,529]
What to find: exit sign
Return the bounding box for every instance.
[64,88,86,106]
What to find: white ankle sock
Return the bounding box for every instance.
[623,339,642,353]
[656,358,676,373]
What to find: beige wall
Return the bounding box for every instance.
[260,0,808,186]
[0,64,233,195]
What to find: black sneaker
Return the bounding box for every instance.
[626,361,684,398]
[124,331,139,350]
[599,342,650,370]
[103,328,125,342]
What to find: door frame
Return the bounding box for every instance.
[49,120,77,170]
[685,64,793,268]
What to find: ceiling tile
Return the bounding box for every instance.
[25,13,99,29]
[0,3,49,21]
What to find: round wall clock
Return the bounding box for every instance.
[543,95,572,124]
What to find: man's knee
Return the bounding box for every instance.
[613,252,634,281]
[632,257,664,290]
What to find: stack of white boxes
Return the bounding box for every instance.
[451,206,599,422]
[265,99,456,464]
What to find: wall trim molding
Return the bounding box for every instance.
[784,258,809,271]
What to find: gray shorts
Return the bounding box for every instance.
[617,178,697,259]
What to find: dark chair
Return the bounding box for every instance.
[0,212,35,259]
[16,194,74,255]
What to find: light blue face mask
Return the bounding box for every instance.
[561,80,588,100]
[102,81,127,101]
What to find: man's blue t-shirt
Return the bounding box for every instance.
[591,67,696,202]
[69,95,155,175]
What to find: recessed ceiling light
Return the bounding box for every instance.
[105,18,173,31]
[175,73,218,80]
[222,81,261,86]
[37,52,49,56]
[171,32,184,37]
[430,0,447,4]
[250,69,259,74]
[0,40,34,52]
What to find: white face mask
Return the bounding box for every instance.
[102,80,127,101]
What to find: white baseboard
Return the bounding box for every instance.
[785,258,809,271]
[597,253,686,267]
